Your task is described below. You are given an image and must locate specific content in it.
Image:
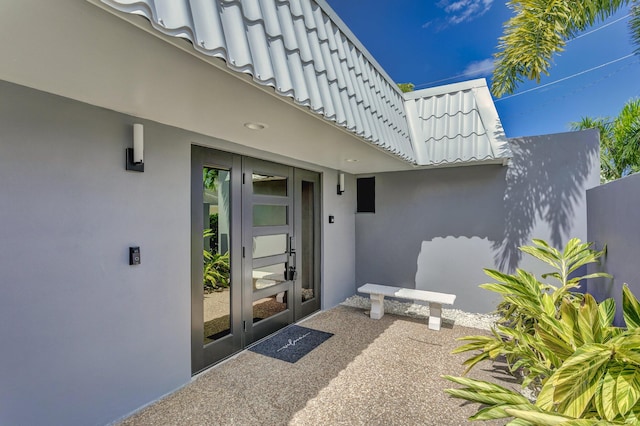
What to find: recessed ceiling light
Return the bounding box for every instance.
[244,122,267,131]
[346,158,358,162]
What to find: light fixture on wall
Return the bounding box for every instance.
[337,172,345,195]
[126,123,144,172]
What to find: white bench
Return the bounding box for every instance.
[357,283,456,331]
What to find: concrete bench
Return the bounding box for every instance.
[357,283,456,331]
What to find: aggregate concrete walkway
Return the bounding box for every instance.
[119,305,519,425]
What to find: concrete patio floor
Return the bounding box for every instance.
[118,305,519,425]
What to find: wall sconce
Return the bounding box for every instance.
[337,172,345,195]
[126,123,144,172]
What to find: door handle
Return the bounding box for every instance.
[286,265,298,281]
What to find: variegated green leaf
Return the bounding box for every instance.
[520,246,561,269]
[623,284,640,330]
[600,367,620,421]
[445,388,528,406]
[537,380,556,411]
[550,345,611,416]
[578,294,602,344]
[504,408,574,425]
[614,366,640,416]
[536,323,576,361]
[471,403,538,420]
[598,298,617,328]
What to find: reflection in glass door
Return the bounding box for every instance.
[295,170,321,320]
[191,148,242,374]
[243,160,295,344]
[192,147,321,373]
[202,168,231,343]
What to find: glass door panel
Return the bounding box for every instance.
[243,159,294,344]
[192,148,321,373]
[202,168,231,344]
[191,147,242,375]
[294,169,321,320]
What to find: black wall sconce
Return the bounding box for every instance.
[337,172,345,195]
[126,123,144,172]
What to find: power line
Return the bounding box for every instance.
[413,13,631,89]
[505,57,640,118]
[568,13,630,43]
[494,54,636,102]
[414,66,493,88]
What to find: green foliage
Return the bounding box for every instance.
[492,0,638,97]
[454,238,609,387]
[571,98,640,183]
[397,82,415,93]
[445,238,640,423]
[203,229,230,290]
[203,168,218,190]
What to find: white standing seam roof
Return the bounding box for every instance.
[96,0,511,168]
[404,79,512,166]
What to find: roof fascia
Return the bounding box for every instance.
[472,85,512,160]
[313,0,403,96]
[403,78,488,100]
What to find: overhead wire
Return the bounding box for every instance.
[494,53,636,102]
[500,57,640,118]
[412,12,632,90]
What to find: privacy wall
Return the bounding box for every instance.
[355,130,600,313]
[587,172,640,325]
[0,81,355,426]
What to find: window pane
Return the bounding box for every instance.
[301,180,315,302]
[202,167,232,344]
[252,263,286,290]
[252,173,287,196]
[253,291,287,323]
[253,205,287,226]
[357,177,375,213]
[253,234,287,258]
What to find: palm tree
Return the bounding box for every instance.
[571,98,640,182]
[492,0,640,97]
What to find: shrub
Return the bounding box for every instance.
[445,238,640,423]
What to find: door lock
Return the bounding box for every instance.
[286,265,298,281]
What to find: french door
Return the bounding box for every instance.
[191,147,320,374]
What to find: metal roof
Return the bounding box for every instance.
[404,79,512,166]
[97,0,511,168]
[98,0,416,163]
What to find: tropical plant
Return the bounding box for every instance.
[445,285,640,424]
[203,228,230,291]
[444,237,640,423]
[492,0,640,97]
[203,168,219,190]
[454,238,609,388]
[571,98,640,183]
[397,82,415,93]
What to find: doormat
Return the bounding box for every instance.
[248,325,333,363]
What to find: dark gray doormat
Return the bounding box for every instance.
[248,325,334,363]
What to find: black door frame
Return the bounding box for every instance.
[191,146,322,374]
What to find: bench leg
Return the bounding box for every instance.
[369,294,385,319]
[428,302,442,331]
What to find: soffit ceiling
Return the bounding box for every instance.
[98,0,417,164]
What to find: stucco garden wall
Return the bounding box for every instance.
[355,130,601,313]
[587,172,640,325]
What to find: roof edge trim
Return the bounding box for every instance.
[403,78,488,100]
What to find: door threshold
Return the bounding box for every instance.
[193,308,325,380]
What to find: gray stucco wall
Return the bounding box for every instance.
[587,172,640,325]
[0,81,355,425]
[355,130,600,313]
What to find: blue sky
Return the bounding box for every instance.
[325,1,640,138]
